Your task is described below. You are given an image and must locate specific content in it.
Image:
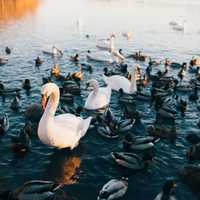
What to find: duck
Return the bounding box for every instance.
[60,92,74,103]
[84,79,111,110]
[70,54,79,62]
[117,118,135,132]
[187,143,200,161]
[0,58,8,66]
[10,96,21,111]
[63,80,81,95]
[71,69,84,81]
[172,20,186,32]
[5,46,11,54]
[25,104,43,123]
[154,180,177,200]
[0,180,65,200]
[0,114,9,135]
[103,66,137,94]
[111,152,153,170]
[130,51,147,62]
[97,124,119,139]
[38,83,92,149]
[122,134,159,151]
[35,56,43,66]
[178,164,200,193]
[10,128,31,154]
[118,89,136,104]
[97,177,128,200]
[22,79,31,91]
[51,64,61,77]
[0,82,21,96]
[148,125,177,140]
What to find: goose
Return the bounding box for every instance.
[103,66,137,94]
[38,83,92,149]
[123,134,159,151]
[0,114,9,135]
[97,177,128,200]
[0,180,65,200]
[0,82,21,96]
[97,125,119,139]
[84,79,111,110]
[111,152,153,170]
[154,180,177,200]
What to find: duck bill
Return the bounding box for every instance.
[41,95,47,111]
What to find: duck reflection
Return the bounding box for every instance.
[45,148,82,185]
[0,0,39,23]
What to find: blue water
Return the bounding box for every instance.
[0,0,200,199]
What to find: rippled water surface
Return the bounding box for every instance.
[0,0,200,199]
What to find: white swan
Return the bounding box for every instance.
[96,34,115,52]
[172,20,186,32]
[38,83,92,149]
[97,178,128,200]
[84,79,111,110]
[103,66,137,94]
[87,51,114,64]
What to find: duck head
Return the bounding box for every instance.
[162,179,177,196]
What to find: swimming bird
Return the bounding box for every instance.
[22,79,31,91]
[0,180,66,200]
[38,83,92,149]
[97,177,128,200]
[0,114,9,135]
[0,58,8,66]
[103,66,137,94]
[35,56,43,66]
[84,79,111,110]
[10,96,21,111]
[5,46,11,54]
[111,152,153,170]
[123,134,159,151]
[154,180,177,200]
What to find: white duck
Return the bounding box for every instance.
[103,66,137,94]
[84,79,111,110]
[38,83,92,149]
[97,177,128,200]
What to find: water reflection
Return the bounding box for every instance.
[0,0,39,23]
[45,149,82,185]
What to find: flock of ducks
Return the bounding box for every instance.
[0,33,200,200]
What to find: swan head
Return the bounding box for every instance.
[86,79,99,91]
[41,83,59,111]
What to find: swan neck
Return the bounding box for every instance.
[130,70,137,93]
[44,88,60,117]
[92,82,99,94]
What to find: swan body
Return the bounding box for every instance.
[87,51,114,63]
[103,67,137,94]
[0,58,8,66]
[84,80,111,110]
[97,178,128,200]
[43,46,62,57]
[38,83,92,149]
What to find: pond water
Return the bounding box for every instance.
[0,0,200,199]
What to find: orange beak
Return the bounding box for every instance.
[41,95,47,111]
